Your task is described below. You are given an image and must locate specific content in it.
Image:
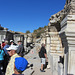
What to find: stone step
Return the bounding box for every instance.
[50,50,63,53]
[68,40,75,44]
[51,38,60,41]
[50,47,62,49]
[50,48,63,51]
[68,44,75,47]
[51,41,61,44]
[66,33,75,37]
[50,46,62,48]
[68,42,75,45]
[67,37,75,40]
[50,44,62,46]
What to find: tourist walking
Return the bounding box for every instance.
[12,57,28,75]
[39,43,48,72]
[17,40,25,57]
[5,45,20,75]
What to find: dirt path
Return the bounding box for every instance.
[23,43,52,75]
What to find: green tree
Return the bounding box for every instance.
[26,30,30,34]
[38,27,42,30]
[44,26,47,28]
[33,30,37,33]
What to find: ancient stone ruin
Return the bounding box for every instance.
[0,26,33,53]
[41,0,75,75]
[0,0,75,75]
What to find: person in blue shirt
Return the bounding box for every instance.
[3,40,9,55]
[0,48,5,61]
[3,40,10,73]
[0,45,5,75]
[12,57,28,75]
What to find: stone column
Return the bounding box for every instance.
[59,15,68,75]
[24,35,27,52]
[58,63,63,75]
[27,33,32,43]
[67,32,75,74]
[4,35,6,40]
[46,34,51,68]
[64,52,68,75]
[40,37,46,44]
[60,15,75,75]
[53,55,59,75]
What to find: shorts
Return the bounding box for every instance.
[41,58,46,64]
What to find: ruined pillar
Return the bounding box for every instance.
[48,32,64,75]
[46,34,51,68]
[24,35,27,52]
[60,14,75,75]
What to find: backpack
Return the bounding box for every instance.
[39,50,42,58]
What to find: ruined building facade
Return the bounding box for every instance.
[0,26,24,44]
[0,25,33,53]
[40,0,75,75]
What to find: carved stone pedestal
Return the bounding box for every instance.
[60,15,75,75]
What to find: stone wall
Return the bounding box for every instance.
[60,14,75,75]
[14,32,24,44]
[0,31,6,43]
[47,0,75,75]
[0,26,24,45]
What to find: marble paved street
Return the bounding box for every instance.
[23,44,52,75]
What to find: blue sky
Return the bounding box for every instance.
[0,0,66,33]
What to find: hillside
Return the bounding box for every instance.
[32,25,48,38]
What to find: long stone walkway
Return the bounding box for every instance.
[23,44,52,75]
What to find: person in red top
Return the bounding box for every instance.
[1,40,5,49]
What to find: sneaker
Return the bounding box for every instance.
[40,69,45,72]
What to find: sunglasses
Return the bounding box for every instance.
[8,50,11,52]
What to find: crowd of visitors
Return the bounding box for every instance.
[0,39,49,75]
[0,39,28,75]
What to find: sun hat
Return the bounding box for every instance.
[6,45,18,50]
[15,57,28,71]
[17,40,22,42]
[10,40,14,42]
[2,40,4,42]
